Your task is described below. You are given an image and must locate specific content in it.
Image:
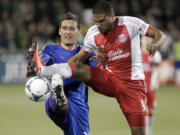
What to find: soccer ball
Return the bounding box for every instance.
[25,76,51,102]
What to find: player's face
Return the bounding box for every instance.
[59,20,79,46]
[94,13,115,35]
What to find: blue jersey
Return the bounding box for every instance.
[42,43,98,135]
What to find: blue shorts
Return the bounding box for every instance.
[45,96,89,135]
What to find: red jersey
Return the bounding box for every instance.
[83,16,151,80]
[141,50,162,91]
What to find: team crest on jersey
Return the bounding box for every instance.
[60,56,65,60]
[118,34,127,43]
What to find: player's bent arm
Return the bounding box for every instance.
[67,48,91,68]
[147,26,166,47]
[146,26,166,56]
[67,49,92,82]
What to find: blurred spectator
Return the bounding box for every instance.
[67,0,84,22]
[15,22,29,49]
[112,0,129,16]
[82,9,93,24]
[0,22,8,49]
[51,0,66,24]
[130,0,141,16]
[172,21,180,86]
[4,20,16,51]
[173,38,180,86]
[162,0,179,23]
[145,0,163,28]
[0,0,179,54]
[159,29,173,60]
[0,0,179,86]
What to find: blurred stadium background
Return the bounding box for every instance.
[0,0,180,135]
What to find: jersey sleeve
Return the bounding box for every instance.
[135,17,151,36]
[83,26,98,54]
[125,16,151,36]
[39,45,54,66]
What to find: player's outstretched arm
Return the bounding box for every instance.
[146,26,166,56]
[40,48,92,82]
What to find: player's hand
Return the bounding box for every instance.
[147,44,158,56]
[92,47,106,63]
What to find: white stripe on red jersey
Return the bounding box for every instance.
[83,16,151,80]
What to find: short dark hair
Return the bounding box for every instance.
[93,0,114,15]
[60,12,80,29]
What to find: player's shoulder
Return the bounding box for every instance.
[41,43,59,52]
[86,25,100,36]
[43,43,59,49]
[84,25,100,44]
[116,16,144,26]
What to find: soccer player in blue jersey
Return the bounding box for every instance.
[26,12,98,135]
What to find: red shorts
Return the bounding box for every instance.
[147,90,156,109]
[86,66,148,126]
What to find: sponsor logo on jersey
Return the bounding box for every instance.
[107,48,130,61]
[107,48,123,57]
[118,34,127,43]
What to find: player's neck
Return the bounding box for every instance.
[111,20,116,31]
[106,19,116,35]
[61,43,77,50]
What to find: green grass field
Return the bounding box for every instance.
[0,84,180,135]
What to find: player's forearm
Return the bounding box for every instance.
[148,26,166,47]
[146,26,166,56]
[67,49,90,67]
[152,31,166,47]
[67,54,81,64]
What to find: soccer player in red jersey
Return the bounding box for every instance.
[27,1,166,135]
[141,36,162,135]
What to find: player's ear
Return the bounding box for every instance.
[59,27,61,36]
[111,16,115,22]
[77,28,82,37]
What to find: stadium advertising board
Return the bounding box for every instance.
[0,54,27,83]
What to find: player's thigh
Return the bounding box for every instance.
[115,80,147,127]
[116,80,147,114]
[85,66,115,97]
